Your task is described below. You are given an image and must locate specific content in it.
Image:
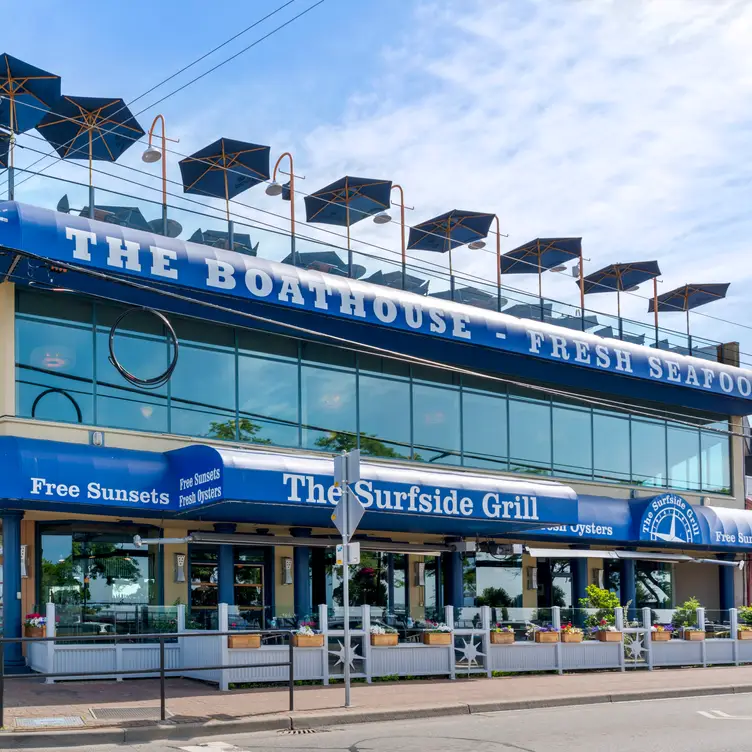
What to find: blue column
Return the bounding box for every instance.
[291,528,311,621]
[3,511,25,671]
[386,554,395,612]
[441,552,463,608]
[214,523,236,607]
[621,559,636,619]
[719,557,735,613]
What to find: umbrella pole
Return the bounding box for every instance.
[686,307,692,356]
[7,132,14,201]
[494,215,501,312]
[653,277,659,347]
[617,288,622,340]
[536,239,543,321]
[579,250,585,330]
[88,129,95,219]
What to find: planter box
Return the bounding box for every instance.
[24,626,45,639]
[228,634,260,649]
[596,631,622,643]
[293,634,325,648]
[371,633,399,647]
[683,630,705,641]
[561,632,583,643]
[534,632,560,644]
[423,632,452,646]
[651,631,671,641]
[739,631,752,640]
[490,632,514,645]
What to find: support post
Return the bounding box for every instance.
[571,557,588,627]
[642,607,653,671]
[218,602,229,691]
[319,603,329,686]
[445,605,455,680]
[481,605,492,678]
[45,602,56,683]
[731,608,739,666]
[552,606,562,675]
[620,559,636,621]
[719,556,735,614]
[698,607,706,668]
[291,532,312,622]
[2,511,25,673]
[215,523,236,607]
[442,551,463,608]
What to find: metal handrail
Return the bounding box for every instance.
[0,628,295,727]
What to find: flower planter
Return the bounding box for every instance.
[561,633,583,643]
[293,634,325,648]
[651,631,671,641]
[490,632,514,645]
[371,633,399,647]
[228,634,260,649]
[596,631,622,643]
[739,630,752,640]
[534,632,560,643]
[24,626,45,639]
[683,630,705,641]
[423,632,452,646]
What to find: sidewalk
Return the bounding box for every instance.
[4,666,752,746]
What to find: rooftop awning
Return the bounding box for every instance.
[525,547,743,567]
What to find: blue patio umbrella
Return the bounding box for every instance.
[366,269,429,295]
[304,176,392,278]
[189,228,258,257]
[583,260,661,321]
[0,53,61,134]
[648,283,730,349]
[407,210,494,299]
[500,238,582,304]
[281,250,366,279]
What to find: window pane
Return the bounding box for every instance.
[238,353,299,447]
[593,411,630,482]
[462,388,508,471]
[509,397,551,473]
[635,562,672,609]
[667,424,700,491]
[474,554,522,608]
[301,365,356,451]
[16,317,94,424]
[358,374,411,459]
[552,405,592,478]
[701,426,730,493]
[631,419,667,488]
[412,382,461,464]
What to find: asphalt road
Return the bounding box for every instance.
[8,693,752,752]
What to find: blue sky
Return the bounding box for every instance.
[5,0,752,362]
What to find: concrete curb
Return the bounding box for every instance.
[1,683,750,748]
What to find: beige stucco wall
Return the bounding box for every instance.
[674,562,720,610]
[0,283,15,420]
[275,545,295,616]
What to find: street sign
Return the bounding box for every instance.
[334,450,361,486]
[336,542,361,566]
[331,487,365,541]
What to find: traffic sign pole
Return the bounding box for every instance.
[342,489,351,708]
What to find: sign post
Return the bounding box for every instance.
[331,449,363,708]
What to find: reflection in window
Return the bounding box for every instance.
[701,426,730,492]
[301,364,357,451]
[462,386,508,471]
[472,554,522,608]
[632,419,667,487]
[667,426,700,491]
[413,380,461,464]
[358,373,411,459]
[593,411,630,482]
[509,396,551,474]
[552,405,592,478]
[635,562,673,609]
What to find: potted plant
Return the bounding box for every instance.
[490,625,515,645]
[370,625,399,647]
[671,597,705,641]
[594,618,622,642]
[422,621,453,645]
[24,614,46,639]
[738,625,752,640]
[650,624,674,641]
[293,623,324,648]
[560,623,583,643]
[531,625,560,643]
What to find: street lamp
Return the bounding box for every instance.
[142,114,179,236]
[372,184,408,288]
[462,215,505,311]
[266,152,299,263]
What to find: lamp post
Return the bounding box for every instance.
[467,214,506,311]
[142,114,179,236]
[266,152,298,264]
[373,184,408,289]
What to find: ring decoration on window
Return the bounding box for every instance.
[108,307,179,389]
[31,388,83,423]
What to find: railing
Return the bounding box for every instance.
[0,627,295,727]
[6,170,727,363]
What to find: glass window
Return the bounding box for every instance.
[552,404,592,478]
[701,424,731,493]
[301,361,357,451]
[635,562,673,609]
[631,419,667,487]
[593,411,630,482]
[412,380,461,464]
[509,395,551,474]
[462,384,508,471]
[474,554,522,608]
[359,374,411,459]
[667,424,701,491]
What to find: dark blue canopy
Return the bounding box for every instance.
[0,53,61,133]
[281,250,366,279]
[366,269,429,294]
[430,286,505,310]
[500,238,582,275]
[408,210,493,253]
[0,133,8,168]
[583,260,660,295]
[304,176,392,226]
[79,205,151,232]
[649,283,730,313]
[179,138,271,200]
[189,228,258,256]
[37,96,144,161]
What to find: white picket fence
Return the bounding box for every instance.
[25,603,752,689]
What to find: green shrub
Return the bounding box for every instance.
[671,597,701,628]
[578,584,621,628]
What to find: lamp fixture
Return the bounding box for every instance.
[467,240,486,250]
[550,265,567,272]
[265,180,283,197]
[141,145,162,164]
[372,211,392,225]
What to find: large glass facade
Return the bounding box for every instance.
[15,289,732,493]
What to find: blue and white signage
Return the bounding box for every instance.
[638,493,701,544]
[2,201,752,405]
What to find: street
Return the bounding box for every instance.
[8,693,752,752]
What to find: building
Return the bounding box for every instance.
[0,199,750,671]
